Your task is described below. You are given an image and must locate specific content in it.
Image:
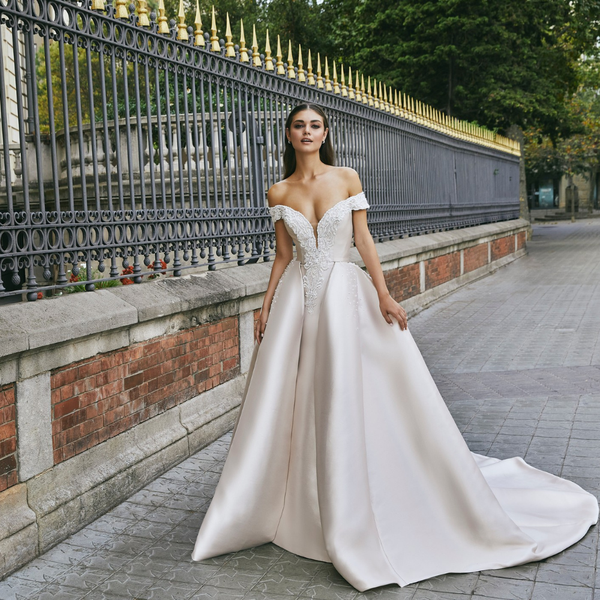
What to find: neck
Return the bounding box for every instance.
[293,151,326,180]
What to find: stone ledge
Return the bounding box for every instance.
[0,219,528,363]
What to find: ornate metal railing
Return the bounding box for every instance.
[0,0,521,300]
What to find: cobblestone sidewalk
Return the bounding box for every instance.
[2,219,600,600]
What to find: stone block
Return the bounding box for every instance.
[0,484,36,541]
[180,375,245,436]
[158,270,245,313]
[27,407,187,517]
[16,373,53,481]
[18,329,130,380]
[239,313,256,374]
[0,359,18,386]
[225,263,273,297]
[0,320,28,359]
[1,290,137,353]
[187,406,240,455]
[0,523,38,579]
[107,281,184,323]
[37,437,189,552]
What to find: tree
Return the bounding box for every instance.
[320,0,600,138]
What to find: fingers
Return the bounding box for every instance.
[254,319,266,344]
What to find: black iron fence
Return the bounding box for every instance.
[0,0,521,300]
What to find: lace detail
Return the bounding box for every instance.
[269,192,369,313]
[271,260,296,308]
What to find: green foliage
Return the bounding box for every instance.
[67,267,122,293]
[317,0,600,138]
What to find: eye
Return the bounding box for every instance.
[312,124,321,129]
[293,124,303,128]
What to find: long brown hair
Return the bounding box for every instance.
[283,103,335,179]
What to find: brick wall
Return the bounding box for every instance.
[385,263,420,302]
[464,244,488,274]
[491,235,513,261]
[51,316,239,464]
[517,231,526,250]
[425,253,461,289]
[0,384,17,492]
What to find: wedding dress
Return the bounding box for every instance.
[192,191,598,591]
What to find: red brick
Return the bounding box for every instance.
[54,397,80,419]
[124,372,144,390]
[425,253,460,289]
[51,367,78,389]
[78,360,102,379]
[491,236,512,261]
[464,244,488,273]
[0,422,15,441]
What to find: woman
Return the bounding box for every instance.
[192,103,598,591]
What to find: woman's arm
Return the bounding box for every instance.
[255,191,294,344]
[353,210,408,330]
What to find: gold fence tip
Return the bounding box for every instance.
[276,35,285,75]
[316,53,323,88]
[367,76,373,106]
[373,78,379,109]
[307,49,315,85]
[239,18,249,62]
[356,71,362,102]
[137,0,149,26]
[90,0,105,11]
[333,61,340,94]
[210,6,221,51]
[346,66,352,98]
[194,0,204,46]
[157,0,169,34]
[115,0,128,19]
[297,44,305,82]
[265,29,274,70]
[224,13,234,56]
[324,56,332,91]
[252,24,261,66]
[287,40,295,78]
[177,0,188,41]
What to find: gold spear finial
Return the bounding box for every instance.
[340,65,347,96]
[177,0,188,41]
[251,24,261,66]
[115,0,128,19]
[210,6,220,51]
[157,0,169,34]
[137,0,149,26]
[348,66,354,99]
[194,0,204,46]
[239,19,249,61]
[361,73,367,104]
[324,57,332,91]
[264,29,273,70]
[367,76,373,106]
[316,53,323,88]
[276,35,285,74]
[394,89,399,115]
[307,49,315,85]
[382,83,388,111]
[91,0,105,11]
[373,78,380,108]
[355,71,361,102]
[297,45,305,82]
[333,61,340,94]
[287,40,295,78]
[224,13,234,57]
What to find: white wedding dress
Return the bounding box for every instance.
[192,192,598,591]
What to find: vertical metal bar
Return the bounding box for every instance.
[110,51,125,212]
[154,59,167,211]
[132,58,146,211]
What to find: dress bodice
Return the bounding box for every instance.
[269,192,370,312]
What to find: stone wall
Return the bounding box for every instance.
[0,218,529,579]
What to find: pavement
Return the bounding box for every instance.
[2,219,600,600]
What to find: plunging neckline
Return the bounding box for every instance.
[275,191,365,249]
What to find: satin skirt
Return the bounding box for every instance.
[192,260,598,591]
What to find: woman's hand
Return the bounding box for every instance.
[379,294,408,331]
[254,309,269,344]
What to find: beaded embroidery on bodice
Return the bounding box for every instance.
[269,192,369,312]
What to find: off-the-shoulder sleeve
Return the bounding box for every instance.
[269,205,286,222]
[348,191,370,211]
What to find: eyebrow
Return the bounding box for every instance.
[292,119,322,124]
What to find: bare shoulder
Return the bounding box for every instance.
[332,166,362,196]
[267,181,288,207]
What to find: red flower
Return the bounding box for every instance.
[147,259,168,279]
[37,292,43,300]
[121,265,134,285]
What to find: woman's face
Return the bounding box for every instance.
[286,109,328,154]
